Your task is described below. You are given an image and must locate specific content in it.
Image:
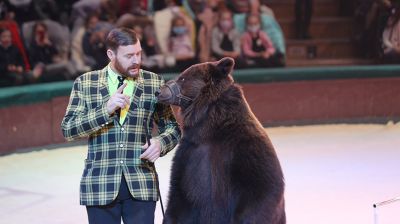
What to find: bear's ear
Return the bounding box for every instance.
[214,57,235,78]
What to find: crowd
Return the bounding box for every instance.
[0,0,286,87]
[2,0,400,87]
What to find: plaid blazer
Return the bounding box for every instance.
[61,67,181,206]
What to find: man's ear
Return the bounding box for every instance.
[215,57,235,78]
[106,49,115,61]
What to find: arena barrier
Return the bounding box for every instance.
[1,65,400,154]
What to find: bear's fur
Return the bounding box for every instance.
[157,57,285,224]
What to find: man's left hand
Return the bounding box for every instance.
[140,139,162,163]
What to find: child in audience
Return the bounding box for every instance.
[211,9,241,62]
[241,13,277,67]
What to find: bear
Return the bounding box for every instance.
[156,57,285,224]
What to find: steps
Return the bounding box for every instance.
[280,17,353,39]
[267,0,367,66]
[269,0,340,20]
[286,38,357,59]
[286,58,374,67]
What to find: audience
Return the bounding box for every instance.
[3,0,399,87]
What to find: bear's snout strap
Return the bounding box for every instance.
[165,80,193,107]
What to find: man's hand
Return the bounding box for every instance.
[140,138,162,163]
[106,83,130,115]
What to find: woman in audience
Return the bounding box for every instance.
[28,21,76,82]
[168,15,196,71]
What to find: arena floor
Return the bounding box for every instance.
[0,123,399,224]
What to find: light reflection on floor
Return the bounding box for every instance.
[0,124,399,224]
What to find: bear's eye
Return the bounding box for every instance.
[178,77,185,82]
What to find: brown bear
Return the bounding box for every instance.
[156,57,285,224]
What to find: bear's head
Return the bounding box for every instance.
[156,57,235,109]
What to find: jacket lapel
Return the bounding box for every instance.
[99,67,110,103]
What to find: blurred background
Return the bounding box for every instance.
[0,0,400,223]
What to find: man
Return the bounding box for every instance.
[61,28,181,224]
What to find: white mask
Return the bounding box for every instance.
[247,25,260,33]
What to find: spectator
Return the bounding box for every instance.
[183,0,223,62]
[211,9,242,64]
[133,24,165,71]
[82,13,113,70]
[354,0,392,58]
[167,15,196,71]
[241,13,278,67]
[0,28,40,86]
[28,21,76,81]
[226,0,286,63]
[382,1,400,62]
[295,0,313,39]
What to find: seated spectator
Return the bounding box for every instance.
[82,13,113,70]
[0,28,40,86]
[167,15,196,71]
[211,9,242,65]
[227,0,286,64]
[241,13,278,67]
[28,21,76,82]
[382,3,400,63]
[183,0,223,62]
[153,0,196,56]
[133,24,165,71]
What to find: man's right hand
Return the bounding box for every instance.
[106,83,130,115]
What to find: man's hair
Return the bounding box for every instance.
[106,28,139,52]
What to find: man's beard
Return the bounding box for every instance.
[114,58,140,78]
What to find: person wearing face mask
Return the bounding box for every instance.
[211,8,242,65]
[168,15,196,71]
[241,13,278,67]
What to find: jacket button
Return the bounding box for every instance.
[120,144,124,148]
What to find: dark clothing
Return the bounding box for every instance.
[82,32,108,70]
[0,44,27,86]
[220,34,234,52]
[29,42,58,66]
[251,34,267,53]
[295,0,313,39]
[0,44,24,74]
[86,175,156,224]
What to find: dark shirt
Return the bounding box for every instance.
[0,44,24,75]
[29,42,58,66]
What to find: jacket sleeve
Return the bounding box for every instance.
[61,76,113,141]
[153,79,181,156]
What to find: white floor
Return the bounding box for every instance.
[0,123,399,224]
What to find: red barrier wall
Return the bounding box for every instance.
[1,77,400,154]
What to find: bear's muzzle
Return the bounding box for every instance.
[156,80,193,107]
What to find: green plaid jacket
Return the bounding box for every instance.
[61,67,181,206]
